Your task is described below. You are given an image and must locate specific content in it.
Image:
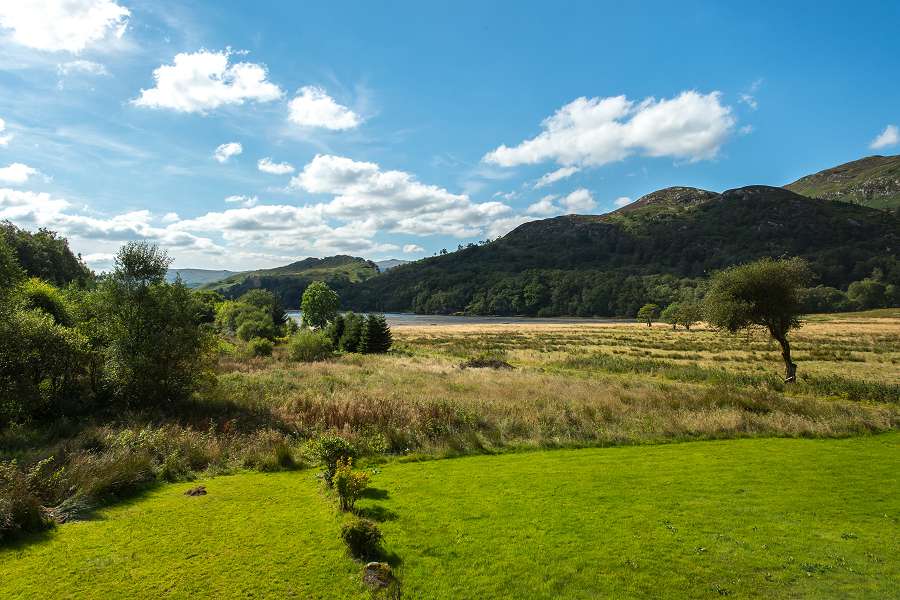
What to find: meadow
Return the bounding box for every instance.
[2,311,898,598]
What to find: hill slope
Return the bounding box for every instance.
[204,255,379,308]
[785,154,900,211]
[166,268,236,288]
[342,186,899,316]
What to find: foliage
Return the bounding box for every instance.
[301,281,339,329]
[16,277,72,325]
[246,337,273,357]
[0,221,92,287]
[332,457,370,511]
[239,289,286,328]
[0,234,24,292]
[359,314,393,354]
[660,301,702,330]
[340,518,383,560]
[338,312,364,352]
[704,257,813,381]
[192,290,223,324]
[313,434,357,484]
[236,312,276,342]
[287,329,333,362]
[325,313,346,347]
[636,303,659,326]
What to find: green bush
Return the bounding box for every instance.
[246,337,274,357]
[313,434,356,484]
[333,457,370,511]
[325,313,346,347]
[0,461,50,541]
[287,329,333,362]
[341,518,383,559]
[339,312,364,352]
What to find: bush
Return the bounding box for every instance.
[236,312,276,341]
[339,312,364,352]
[287,329,333,362]
[0,461,50,541]
[359,314,392,354]
[333,457,370,511]
[325,313,346,347]
[313,434,356,484]
[246,337,274,357]
[341,518,383,559]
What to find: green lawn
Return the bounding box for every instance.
[3,434,898,599]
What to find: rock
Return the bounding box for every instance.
[184,485,207,496]
[362,562,393,589]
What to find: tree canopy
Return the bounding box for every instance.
[301,281,339,329]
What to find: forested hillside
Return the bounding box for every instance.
[341,186,900,316]
[785,154,900,211]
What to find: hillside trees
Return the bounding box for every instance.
[703,257,812,382]
[0,221,92,286]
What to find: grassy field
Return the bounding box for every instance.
[2,433,897,599]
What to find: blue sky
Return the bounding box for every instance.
[0,0,898,270]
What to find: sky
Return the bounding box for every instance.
[0,0,898,271]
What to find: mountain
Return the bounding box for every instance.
[341,185,899,317]
[166,268,236,288]
[204,255,379,308]
[375,259,409,272]
[785,154,900,211]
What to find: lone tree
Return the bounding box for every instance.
[359,314,393,354]
[300,281,339,329]
[703,257,812,382]
[636,303,659,327]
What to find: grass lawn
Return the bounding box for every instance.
[3,434,898,599]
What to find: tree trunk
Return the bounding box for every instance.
[774,333,797,382]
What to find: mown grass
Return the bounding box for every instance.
[2,434,897,598]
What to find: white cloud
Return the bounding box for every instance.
[526,194,560,216]
[870,124,899,150]
[161,212,180,223]
[403,244,424,253]
[224,194,258,208]
[485,90,735,168]
[614,196,633,208]
[0,163,39,184]
[739,124,754,135]
[0,0,129,53]
[559,188,596,213]
[486,215,536,238]
[214,142,242,163]
[132,50,283,114]
[287,86,361,130]
[739,93,758,110]
[57,59,108,76]
[291,154,511,237]
[0,117,12,146]
[81,252,115,267]
[257,157,295,175]
[533,166,579,189]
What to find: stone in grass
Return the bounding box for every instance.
[184,485,207,496]
[362,562,394,589]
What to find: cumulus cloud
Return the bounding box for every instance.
[288,86,361,130]
[403,244,424,253]
[526,194,560,216]
[559,188,596,213]
[0,0,129,53]
[132,50,283,113]
[161,212,180,223]
[0,188,221,253]
[291,154,511,237]
[614,196,633,208]
[224,194,258,208]
[533,166,579,189]
[214,142,242,163]
[525,189,596,216]
[257,157,295,175]
[485,90,735,168]
[870,124,899,150]
[0,163,39,184]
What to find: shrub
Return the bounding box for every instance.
[333,457,370,511]
[16,277,72,325]
[246,337,274,357]
[325,313,346,347]
[359,314,392,354]
[0,461,50,541]
[341,518,383,559]
[339,312,364,352]
[287,329,333,362]
[236,312,276,341]
[313,434,356,484]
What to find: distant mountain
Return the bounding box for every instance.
[203,255,379,308]
[341,185,899,317]
[167,268,236,288]
[375,259,409,272]
[785,154,900,211]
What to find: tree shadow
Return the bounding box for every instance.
[355,504,399,522]
[360,487,390,500]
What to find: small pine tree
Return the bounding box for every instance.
[339,312,364,352]
[325,313,345,347]
[359,314,392,354]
